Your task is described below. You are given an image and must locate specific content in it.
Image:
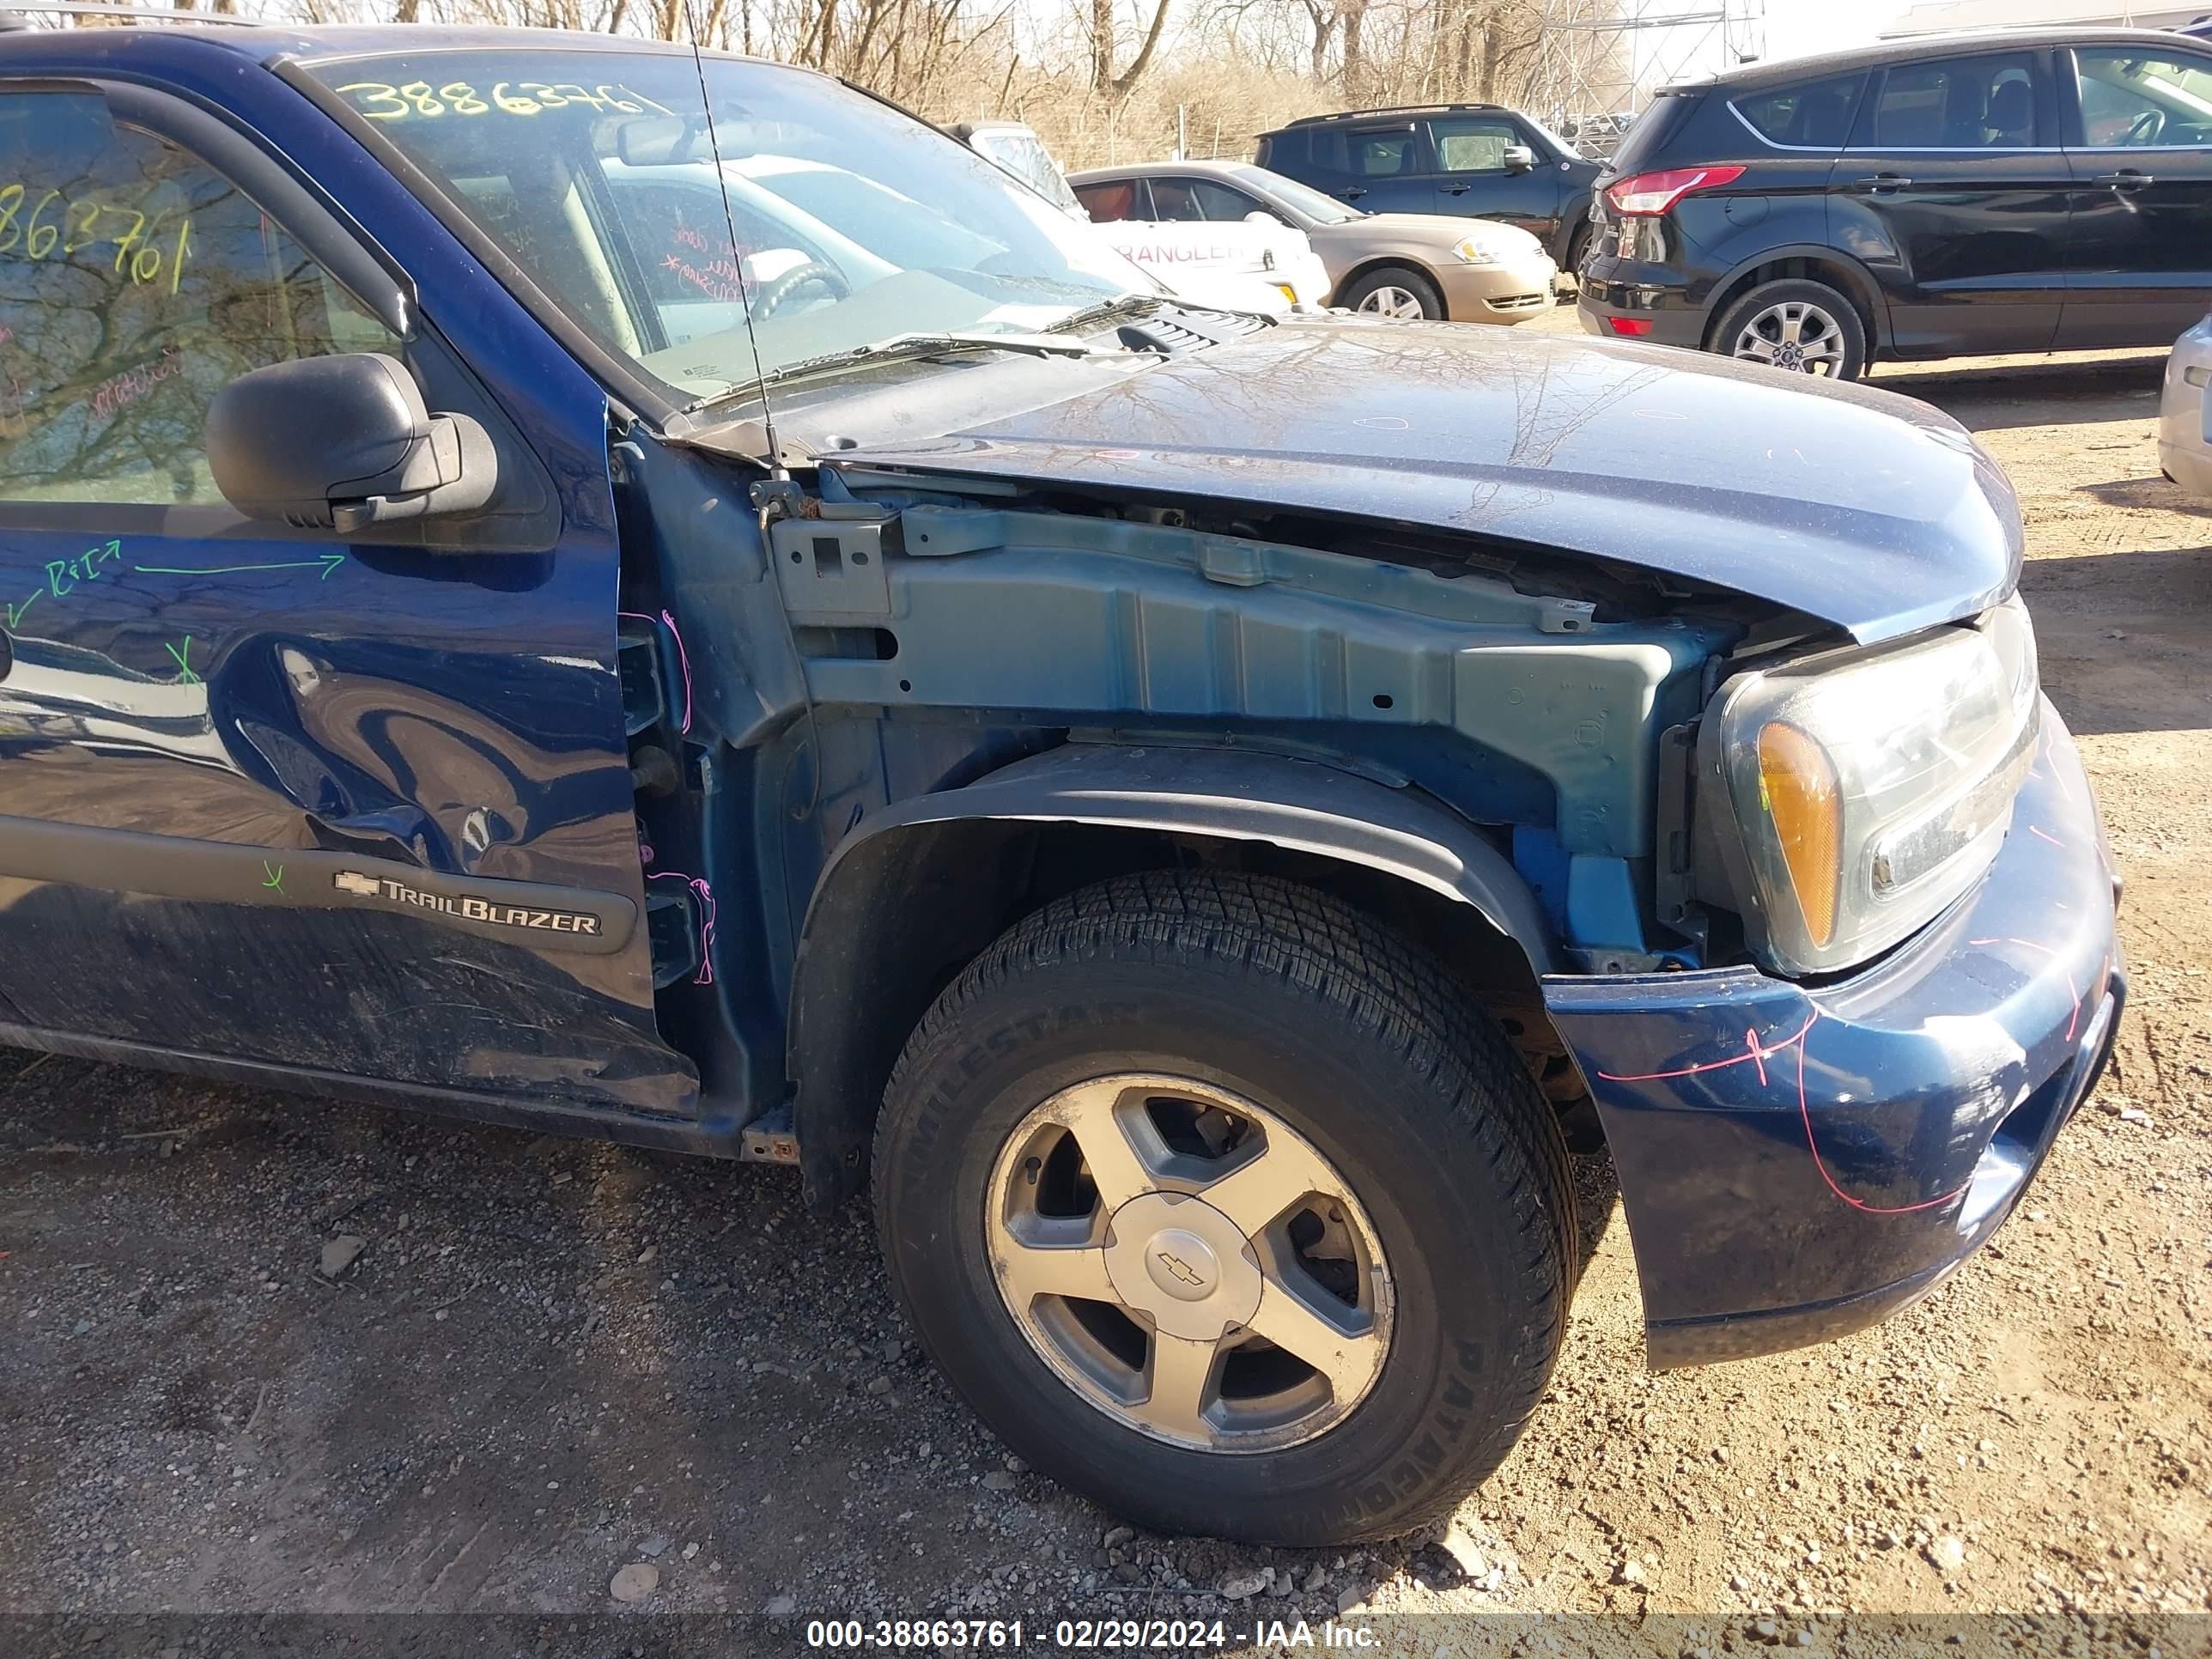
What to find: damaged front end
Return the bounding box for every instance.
[635,307,2106,1369]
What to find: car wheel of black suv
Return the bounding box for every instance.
[872,871,1576,1546]
[1340,264,1446,321]
[1709,277,1868,380]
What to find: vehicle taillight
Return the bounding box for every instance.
[1604,164,1747,216]
[1606,317,1655,337]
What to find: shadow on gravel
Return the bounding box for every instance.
[2075,476,2212,517]
[2021,545,2212,736]
[1872,351,2165,431]
[2021,543,2212,601]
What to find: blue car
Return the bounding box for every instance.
[0,16,2121,1547]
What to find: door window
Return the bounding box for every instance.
[1310,127,1422,179]
[2074,48,2212,147]
[1868,53,2040,149]
[1732,75,1864,149]
[1074,179,1144,222]
[1260,128,1309,172]
[0,90,398,506]
[1426,116,1519,173]
[1146,178,1265,222]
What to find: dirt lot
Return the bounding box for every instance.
[2,320,2208,1652]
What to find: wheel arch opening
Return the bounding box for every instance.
[1331,257,1446,316]
[786,813,1587,1213]
[1703,255,1885,356]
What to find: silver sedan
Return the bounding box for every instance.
[1068,160,1556,325]
[2161,312,2212,501]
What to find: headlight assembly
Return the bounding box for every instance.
[1701,599,2040,975]
[1451,236,1504,265]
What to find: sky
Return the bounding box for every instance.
[1762,0,1910,62]
[1613,0,1909,100]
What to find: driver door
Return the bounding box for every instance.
[0,76,691,1116]
[2057,40,2212,349]
[1423,113,1556,239]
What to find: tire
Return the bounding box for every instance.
[1340,264,1447,321]
[873,871,1575,1546]
[1708,277,1869,380]
[1562,219,1593,290]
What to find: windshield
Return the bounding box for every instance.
[1229,166,1364,225]
[305,51,1146,403]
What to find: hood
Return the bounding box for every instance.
[829,318,2021,644]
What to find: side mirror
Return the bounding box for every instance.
[205,355,496,534]
[1243,209,1285,227]
[1504,144,1536,173]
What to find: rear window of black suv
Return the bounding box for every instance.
[1731,74,1865,149]
[1607,89,1693,173]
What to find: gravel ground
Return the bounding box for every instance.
[1,321,2207,1654]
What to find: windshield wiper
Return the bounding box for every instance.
[684,331,1113,413]
[1046,293,1171,335]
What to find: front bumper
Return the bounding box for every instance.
[1543,702,2122,1368]
[1438,251,1558,324]
[1282,249,1334,309]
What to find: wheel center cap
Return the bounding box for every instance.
[1143,1229,1219,1301]
[1102,1193,1265,1342]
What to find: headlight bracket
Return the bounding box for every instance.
[1653,719,1707,951]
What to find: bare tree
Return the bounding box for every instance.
[1113,0,1171,92]
[1089,0,1114,89]
[1084,0,1172,96]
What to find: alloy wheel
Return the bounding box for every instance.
[984,1073,1394,1453]
[1731,300,1846,374]
[1355,285,1427,319]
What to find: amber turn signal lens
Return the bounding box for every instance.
[1757,722,1842,948]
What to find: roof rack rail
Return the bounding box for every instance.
[1283,100,1505,128]
[0,3,265,27]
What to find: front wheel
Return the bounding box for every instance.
[873,872,1575,1545]
[1709,276,1869,380]
[1340,264,1446,321]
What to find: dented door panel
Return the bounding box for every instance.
[0,46,691,1116]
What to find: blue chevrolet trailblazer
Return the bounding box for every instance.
[0,16,2122,1546]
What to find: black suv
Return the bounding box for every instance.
[1577,28,2212,378]
[1255,103,1603,271]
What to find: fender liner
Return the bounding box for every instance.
[786,742,1557,1208]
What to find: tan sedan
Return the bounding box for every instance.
[1068,159,1556,323]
